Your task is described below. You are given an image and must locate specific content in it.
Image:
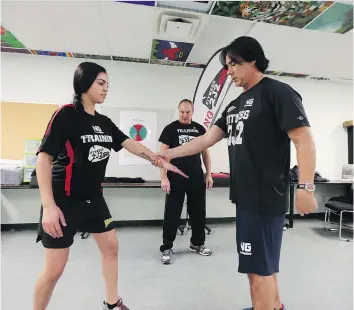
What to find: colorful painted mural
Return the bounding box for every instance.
[1,47,31,54]
[212,1,334,29]
[112,56,149,63]
[305,2,353,34]
[151,39,194,62]
[279,72,309,78]
[264,70,282,76]
[1,26,26,49]
[31,50,73,57]
[186,62,206,69]
[150,59,185,66]
[117,1,155,6]
[73,53,111,60]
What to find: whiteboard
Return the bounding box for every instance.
[101,106,175,180]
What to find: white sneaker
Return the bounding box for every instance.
[161,249,173,264]
[102,298,129,310]
[189,243,212,256]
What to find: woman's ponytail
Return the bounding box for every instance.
[73,93,83,111]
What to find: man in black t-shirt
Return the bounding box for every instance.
[156,37,317,310]
[158,99,213,264]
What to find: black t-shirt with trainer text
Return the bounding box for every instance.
[37,104,129,199]
[214,77,310,215]
[159,120,206,181]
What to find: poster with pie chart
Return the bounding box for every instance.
[129,124,147,141]
[118,110,157,166]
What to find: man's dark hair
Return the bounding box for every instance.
[178,99,193,107]
[220,36,269,73]
[73,62,107,110]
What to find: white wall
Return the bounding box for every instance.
[1,53,353,181]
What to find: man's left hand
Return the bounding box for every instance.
[296,190,318,216]
[205,174,213,189]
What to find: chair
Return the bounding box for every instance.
[178,200,211,235]
[324,196,353,242]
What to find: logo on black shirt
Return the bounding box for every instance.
[177,128,199,134]
[244,99,254,107]
[88,145,111,162]
[81,135,113,143]
[179,135,195,145]
[92,125,104,134]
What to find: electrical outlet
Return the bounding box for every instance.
[321,196,326,203]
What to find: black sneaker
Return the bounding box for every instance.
[161,249,173,264]
[189,243,212,256]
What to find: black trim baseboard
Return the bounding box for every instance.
[1,217,237,232]
[1,214,326,232]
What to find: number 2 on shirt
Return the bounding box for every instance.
[227,122,244,146]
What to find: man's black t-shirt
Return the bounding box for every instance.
[214,77,310,215]
[37,104,129,199]
[159,120,206,181]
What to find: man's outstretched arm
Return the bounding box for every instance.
[163,125,225,160]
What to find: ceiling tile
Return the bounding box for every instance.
[99,2,155,58]
[39,2,111,55]
[1,2,55,51]
[2,1,111,54]
[211,1,334,29]
[153,7,210,44]
[187,16,254,63]
[304,2,353,34]
[248,22,353,79]
[151,39,194,62]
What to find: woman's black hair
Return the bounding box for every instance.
[220,36,269,73]
[72,62,107,110]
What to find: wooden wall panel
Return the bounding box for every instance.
[1,102,59,160]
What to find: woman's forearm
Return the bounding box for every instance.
[36,153,55,208]
[122,139,157,162]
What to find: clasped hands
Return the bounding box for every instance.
[152,151,189,178]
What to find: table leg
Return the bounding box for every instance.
[289,185,294,228]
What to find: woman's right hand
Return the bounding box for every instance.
[42,204,67,238]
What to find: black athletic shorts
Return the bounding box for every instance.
[236,208,285,276]
[36,193,115,249]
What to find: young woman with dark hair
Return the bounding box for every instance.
[33,62,187,310]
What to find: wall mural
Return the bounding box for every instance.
[112,56,149,63]
[186,62,207,69]
[1,47,31,54]
[151,39,194,62]
[73,53,111,60]
[150,59,185,66]
[279,72,309,78]
[117,1,155,6]
[305,2,353,34]
[31,50,73,57]
[265,70,329,81]
[212,1,334,29]
[1,26,26,49]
